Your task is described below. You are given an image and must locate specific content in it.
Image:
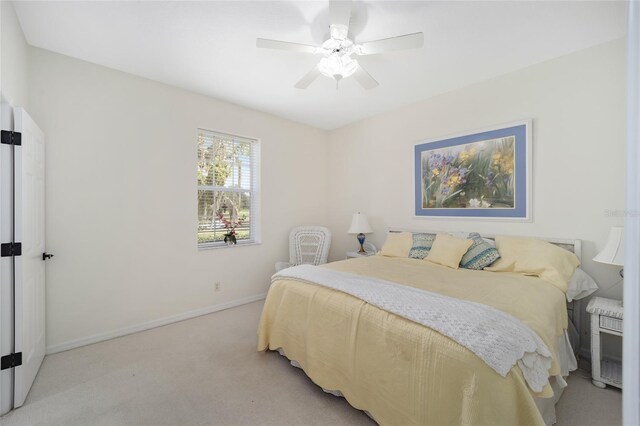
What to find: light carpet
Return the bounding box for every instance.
[1,301,621,425]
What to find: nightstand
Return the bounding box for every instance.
[346,251,375,259]
[586,297,623,389]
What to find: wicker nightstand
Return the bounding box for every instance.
[346,251,375,259]
[586,296,623,389]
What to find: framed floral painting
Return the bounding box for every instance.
[414,120,531,220]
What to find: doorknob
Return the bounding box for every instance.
[42,252,54,261]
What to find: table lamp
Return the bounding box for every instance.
[593,226,624,277]
[348,212,373,253]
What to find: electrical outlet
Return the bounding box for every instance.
[214,282,221,292]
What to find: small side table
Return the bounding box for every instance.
[586,297,623,389]
[346,251,376,259]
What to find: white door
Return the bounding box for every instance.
[0,103,16,415]
[13,108,45,408]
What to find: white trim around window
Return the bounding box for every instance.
[197,129,261,249]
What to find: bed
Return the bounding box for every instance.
[257,234,581,425]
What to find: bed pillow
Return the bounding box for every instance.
[566,268,599,302]
[379,231,413,258]
[408,233,436,259]
[460,232,501,270]
[483,237,496,247]
[484,236,580,292]
[425,233,473,269]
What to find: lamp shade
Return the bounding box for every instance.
[593,226,624,266]
[348,213,373,234]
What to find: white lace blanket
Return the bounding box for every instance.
[273,264,553,392]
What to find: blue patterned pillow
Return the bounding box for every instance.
[460,233,500,270]
[408,233,436,259]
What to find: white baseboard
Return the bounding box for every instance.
[46,293,267,355]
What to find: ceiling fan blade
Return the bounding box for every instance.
[357,32,424,55]
[329,1,352,40]
[256,38,317,54]
[294,66,322,89]
[353,65,379,90]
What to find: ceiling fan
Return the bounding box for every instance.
[256,1,424,90]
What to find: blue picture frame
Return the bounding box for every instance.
[414,120,531,220]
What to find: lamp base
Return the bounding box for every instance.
[357,233,366,253]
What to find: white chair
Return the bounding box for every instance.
[275,226,332,272]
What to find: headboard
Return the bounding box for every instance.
[388,228,582,263]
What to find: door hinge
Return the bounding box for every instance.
[0,353,22,370]
[1,242,22,257]
[0,130,22,146]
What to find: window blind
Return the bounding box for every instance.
[197,129,260,247]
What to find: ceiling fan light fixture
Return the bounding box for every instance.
[256,0,423,90]
[318,53,359,80]
[320,37,353,54]
[330,24,349,41]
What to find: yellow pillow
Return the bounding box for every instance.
[379,231,413,257]
[425,234,473,269]
[484,236,580,292]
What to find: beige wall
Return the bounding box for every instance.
[27,48,329,351]
[0,1,29,109]
[327,39,626,353]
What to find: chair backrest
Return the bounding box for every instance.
[289,226,332,266]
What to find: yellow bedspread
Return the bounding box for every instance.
[257,256,568,426]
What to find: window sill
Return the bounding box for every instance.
[198,241,262,251]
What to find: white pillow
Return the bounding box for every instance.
[566,268,599,302]
[482,237,496,247]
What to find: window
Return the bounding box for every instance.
[197,129,260,248]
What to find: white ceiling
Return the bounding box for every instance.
[14,1,627,130]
